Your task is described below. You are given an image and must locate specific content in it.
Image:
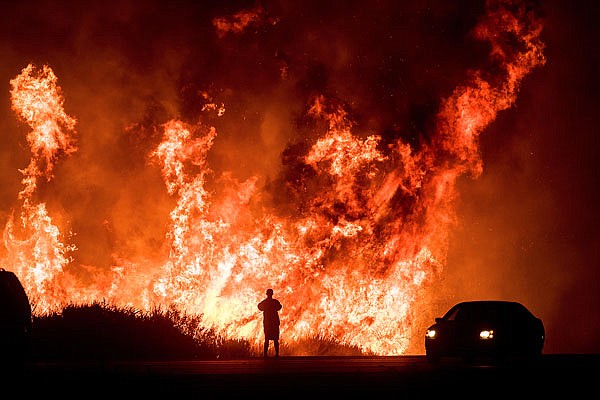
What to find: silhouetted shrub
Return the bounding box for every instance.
[28,302,371,360]
[29,301,252,361]
[285,333,373,356]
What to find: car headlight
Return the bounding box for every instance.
[479,329,494,340]
[426,329,437,339]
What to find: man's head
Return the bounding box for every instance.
[266,288,273,297]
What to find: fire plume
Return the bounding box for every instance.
[1,0,545,355]
[4,64,77,314]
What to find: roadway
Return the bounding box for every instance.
[5,354,598,398]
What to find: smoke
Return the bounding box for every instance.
[442,0,600,354]
[2,0,472,259]
[2,0,594,354]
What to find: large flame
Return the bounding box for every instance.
[4,64,78,313]
[1,0,545,355]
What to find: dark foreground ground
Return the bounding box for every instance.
[3,354,597,398]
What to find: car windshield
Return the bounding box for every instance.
[443,302,529,322]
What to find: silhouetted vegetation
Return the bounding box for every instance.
[285,334,373,356]
[27,301,369,361]
[29,302,252,361]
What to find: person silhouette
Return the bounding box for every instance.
[258,288,282,357]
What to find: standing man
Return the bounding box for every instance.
[258,288,282,357]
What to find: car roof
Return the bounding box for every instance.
[457,300,523,306]
[454,300,528,309]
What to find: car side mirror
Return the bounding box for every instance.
[435,317,443,323]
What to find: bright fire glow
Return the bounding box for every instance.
[0,1,545,355]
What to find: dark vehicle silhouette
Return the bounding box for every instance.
[0,268,32,363]
[425,300,544,364]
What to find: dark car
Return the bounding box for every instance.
[0,268,33,363]
[425,300,544,364]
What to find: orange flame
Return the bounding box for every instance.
[2,0,545,354]
[4,64,77,314]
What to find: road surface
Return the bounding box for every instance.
[5,355,597,398]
